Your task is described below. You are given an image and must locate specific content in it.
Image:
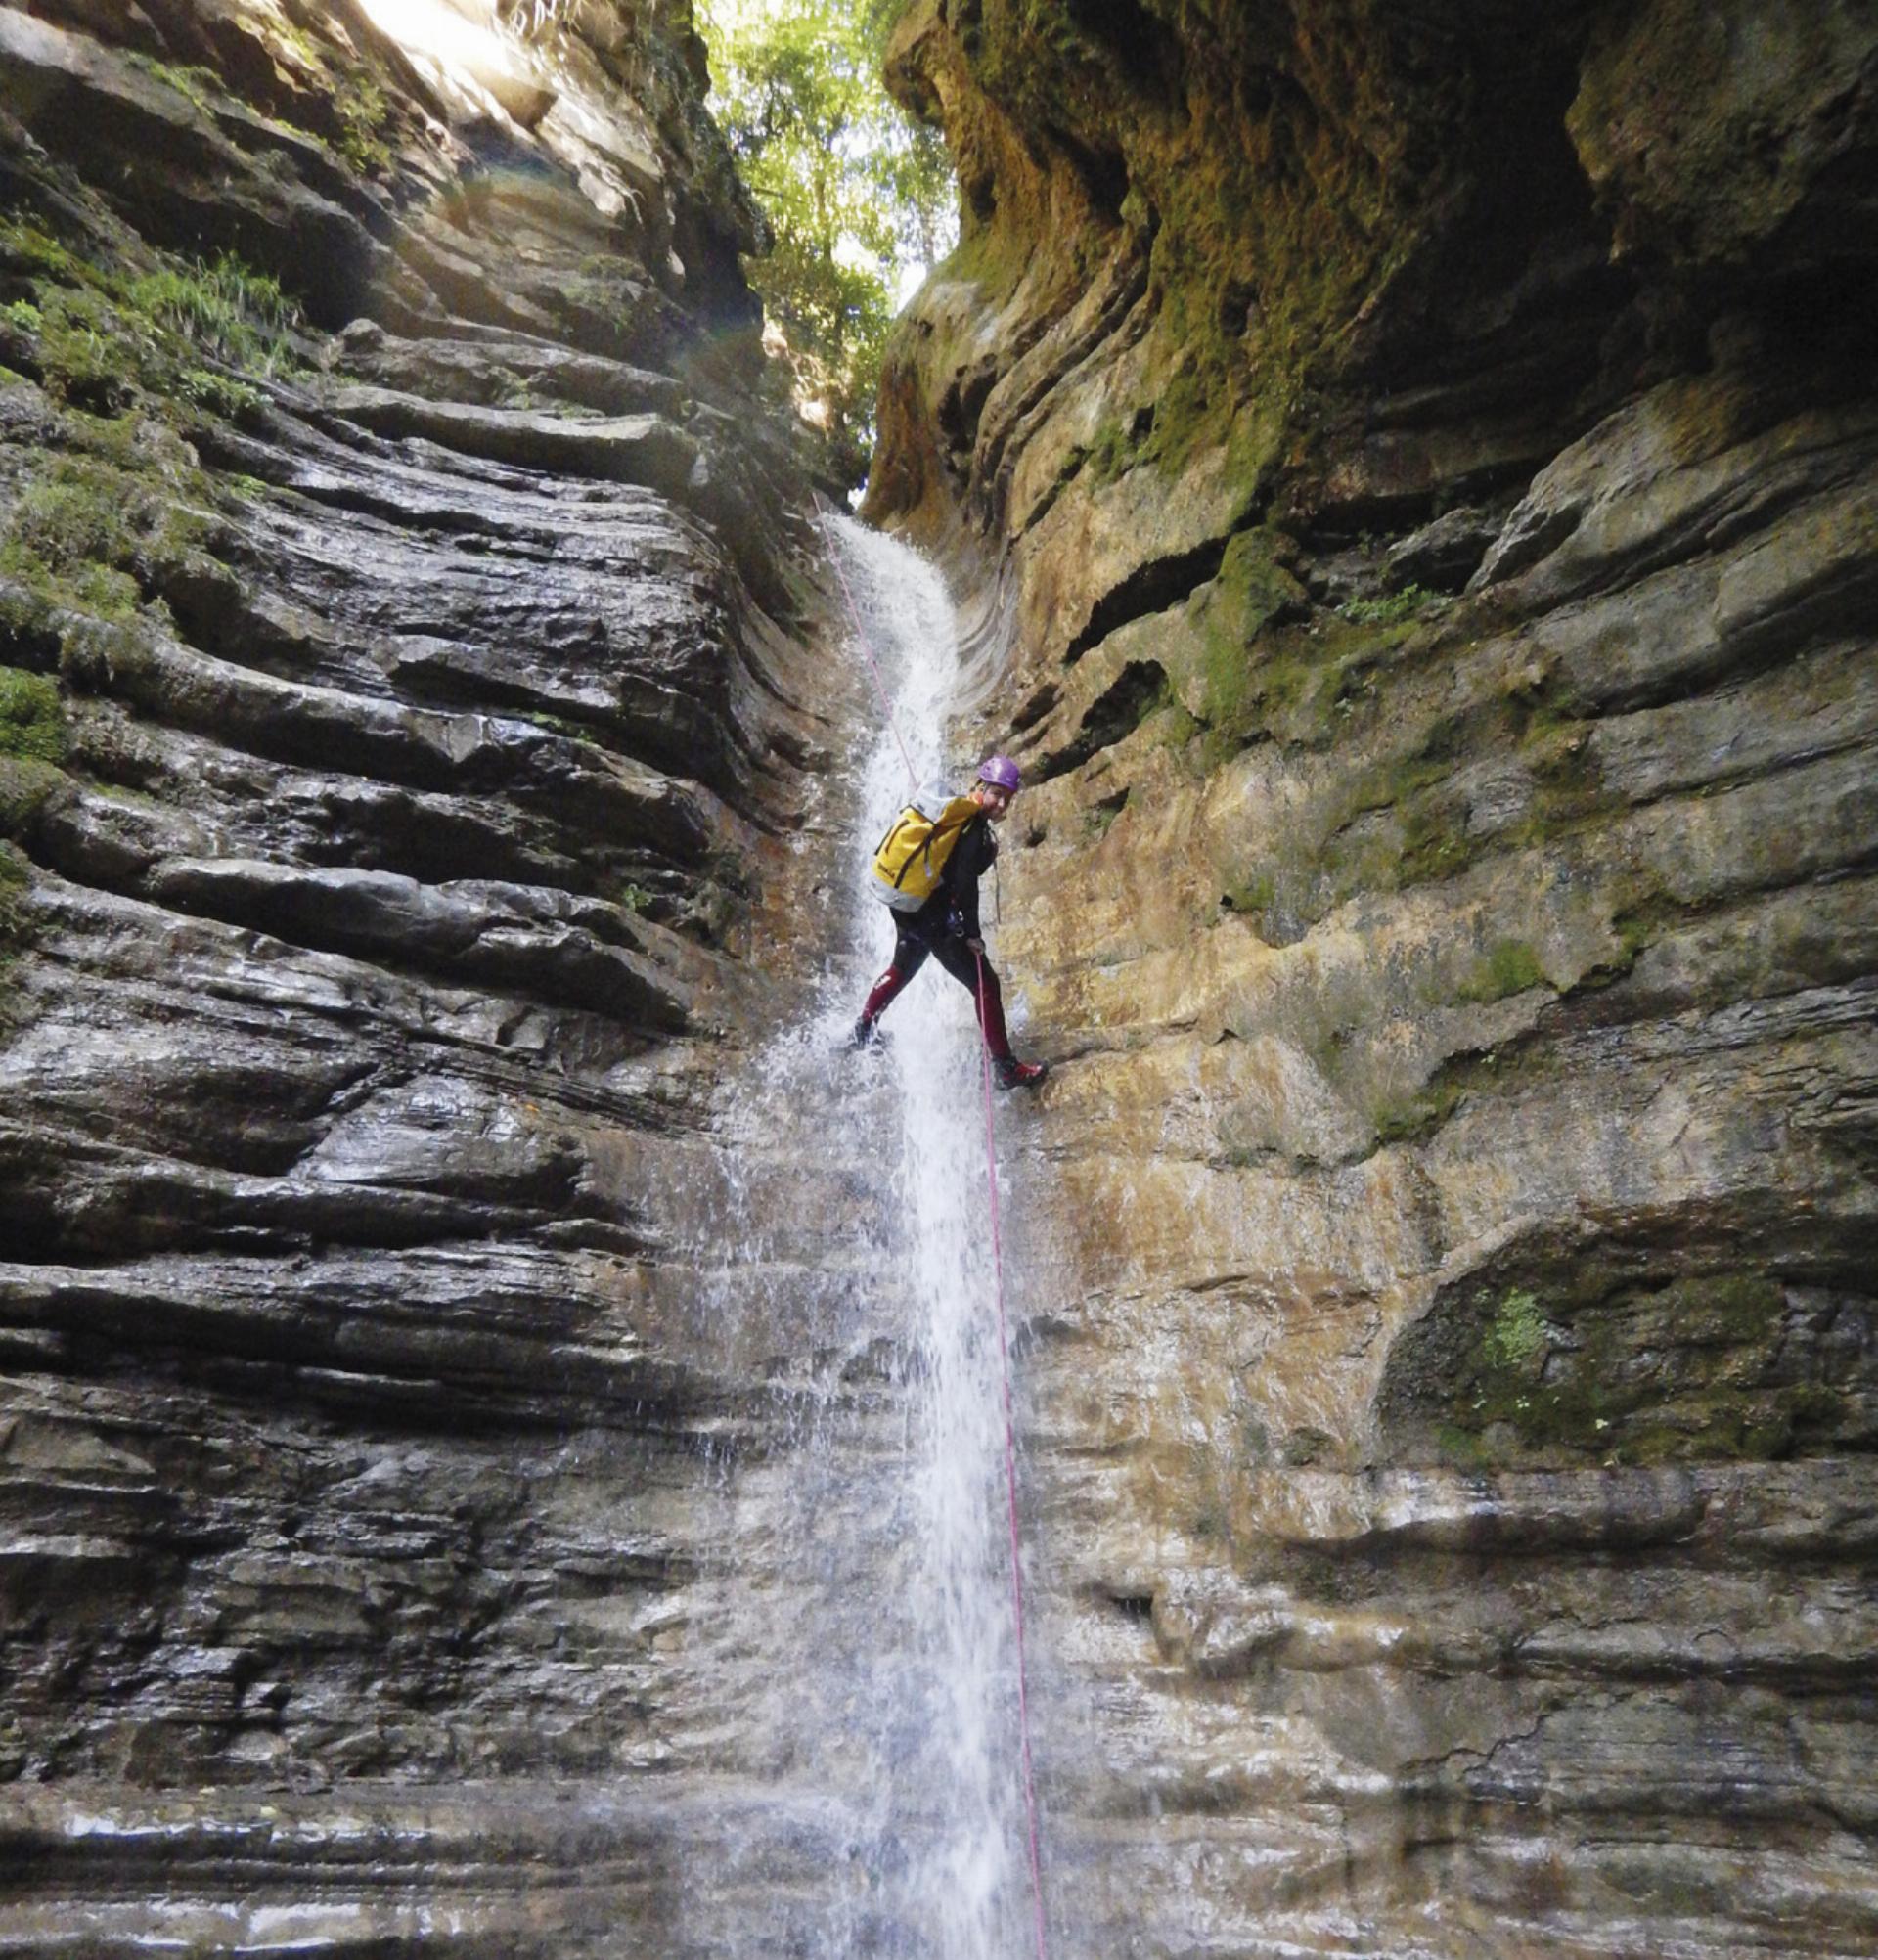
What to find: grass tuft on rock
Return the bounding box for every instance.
[333,74,394,175]
[1339,583,1445,626]
[128,258,299,375]
[0,220,304,418]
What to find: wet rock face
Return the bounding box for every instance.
[872,1,1878,1953]
[0,0,854,1944]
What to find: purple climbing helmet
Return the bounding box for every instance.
[977,754,1021,794]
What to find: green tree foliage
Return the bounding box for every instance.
[700,0,954,485]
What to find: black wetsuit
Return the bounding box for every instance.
[859,807,1011,1056]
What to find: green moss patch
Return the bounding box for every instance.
[1173,539,1442,773]
[0,449,209,630]
[1080,412,1138,485]
[1455,938,1547,1004]
[1274,665,1627,930]
[1369,1077,1462,1151]
[1339,583,1446,626]
[1385,1264,1866,1470]
[0,219,303,418]
[0,665,65,764]
[1219,870,1275,916]
[0,836,36,961]
[0,758,68,867]
[122,52,224,111]
[1481,1286,1547,1369]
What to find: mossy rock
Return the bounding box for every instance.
[0,756,68,841]
[1369,1077,1463,1151]
[0,835,39,958]
[1382,1257,1867,1470]
[1166,528,1428,761]
[0,665,65,765]
[1339,583,1446,627]
[0,443,211,631]
[0,218,302,423]
[1455,939,1548,1004]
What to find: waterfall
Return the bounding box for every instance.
[842,515,1030,1958]
[679,516,1035,1957]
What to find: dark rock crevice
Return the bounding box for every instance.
[1030,658,1168,783]
[1060,532,1232,668]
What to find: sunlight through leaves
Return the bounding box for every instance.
[700,0,955,486]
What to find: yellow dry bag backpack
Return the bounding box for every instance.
[869,784,980,913]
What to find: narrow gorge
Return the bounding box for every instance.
[0,0,1873,1955]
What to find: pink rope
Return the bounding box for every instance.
[823,515,1050,1960]
[976,951,1051,1960]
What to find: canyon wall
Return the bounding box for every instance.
[0,1,881,1947]
[867,1,1878,1953]
[2,0,1874,1953]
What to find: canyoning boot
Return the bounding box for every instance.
[848,1014,890,1054]
[994,1055,1048,1091]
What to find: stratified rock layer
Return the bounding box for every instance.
[0,1,869,1946]
[870,2,1878,1953]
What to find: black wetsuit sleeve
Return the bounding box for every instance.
[942,815,996,940]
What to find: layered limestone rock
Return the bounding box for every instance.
[0,1,878,1946]
[870,2,1878,1954]
[5,0,1876,1951]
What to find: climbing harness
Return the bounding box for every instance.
[821,514,1052,1960]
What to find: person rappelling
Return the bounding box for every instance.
[852,755,1050,1089]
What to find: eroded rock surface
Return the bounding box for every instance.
[870,2,1878,1953]
[4,0,1876,1951]
[0,0,875,1946]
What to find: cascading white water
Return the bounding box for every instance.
[838,515,1030,1958]
[678,516,1036,1958]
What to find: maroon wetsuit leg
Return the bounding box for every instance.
[928,933,1013,1060]
[862,964,911,1022]
[861,925,931,1025]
